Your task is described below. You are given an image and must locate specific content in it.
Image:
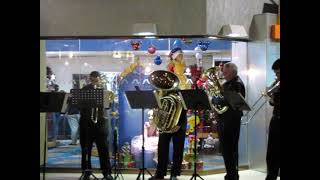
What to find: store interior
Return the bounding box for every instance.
[44,38,251,173]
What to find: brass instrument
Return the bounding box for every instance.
[242,80,280,125]
[202,67,229,114]
[149,70,184,133]
[262,80,280,98]
[92,85,99,123]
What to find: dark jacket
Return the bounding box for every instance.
[270,87,280,117]
[66,97,80,115]
[222,75,246,116]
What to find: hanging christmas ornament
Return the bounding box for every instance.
[148,45,156,54]
[173,39,182,48]
[195,52,203,60]
[130,41,142,50]
[194,46,201,52]
[194,46,203,71]
[197,41,211,51]
[154,55,162,65]
[168,63,175,72]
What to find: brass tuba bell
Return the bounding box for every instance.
[149,70,184,133]
[202,67,228,114]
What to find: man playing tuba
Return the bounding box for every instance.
[149,47,188,180]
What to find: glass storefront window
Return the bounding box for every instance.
[44,38,248,172]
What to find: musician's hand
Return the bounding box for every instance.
[172,125,181,133]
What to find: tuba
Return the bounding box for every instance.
[202,67,229,114]
[149,70,184,133]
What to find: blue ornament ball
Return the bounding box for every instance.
[154,55,162,65]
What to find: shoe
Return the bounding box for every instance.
[79,173,91,180]
[170,175,178,180]
[224,174,239,180]
[79,170,92,180]
[148,175,164,180]
[101,174,114,180]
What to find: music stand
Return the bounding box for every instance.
[179,89,213,180]
[125,86,160,180]
[40,92,68,180]
[112,105,124,180]
[71,88,105,180]
[223,91,251,111]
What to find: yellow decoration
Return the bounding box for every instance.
[186,115,200,135]
[119,56,144,79]
[171,59,191,90]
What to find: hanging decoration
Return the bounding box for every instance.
[119,56,142,79]
[148,45,156,54]
[197,41,211,51]
[154,55,162,65]
[130,41,142,50]
[173,39,182,48]
[194,46,203,70]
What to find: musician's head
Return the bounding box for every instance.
[89,71,101,86]
[223,62,238,81]
[272,58,280,80]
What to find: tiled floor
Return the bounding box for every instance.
[40,170,280,180]
[47,140,229,170]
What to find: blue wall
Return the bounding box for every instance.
[118,65,154,146]
[46,38,231,52]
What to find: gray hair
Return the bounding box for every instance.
[224,62,238,75]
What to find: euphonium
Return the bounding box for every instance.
[149,70,184,133]
[202,67,229,114]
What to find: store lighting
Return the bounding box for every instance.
[228,33,240,37]
[51,74,56,80]
[69,51,74,58]
[186,67,191,74]
[144,36,156,39]
[185,67,191,76]
[243,68,261,78]
[64,61,69,66]
[113,51,122,58]
[145,66,151,75]
[126,52,134,58]
[84,62,88,67]
[218,24,248,38]
[208,36,218,39]
[132,23,157,36]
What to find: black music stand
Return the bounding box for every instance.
[71,88,105,180]
[179,89,213,180]
[125,87,160,180]
[112,115,124,180]
[223,91,251,111]
[40,92,68,180]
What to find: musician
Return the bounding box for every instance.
[217,62,245,180]
[79,71,113,180]
[149,48,187,180]
[265,59,280,180]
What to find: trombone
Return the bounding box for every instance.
[242,80,280,125]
